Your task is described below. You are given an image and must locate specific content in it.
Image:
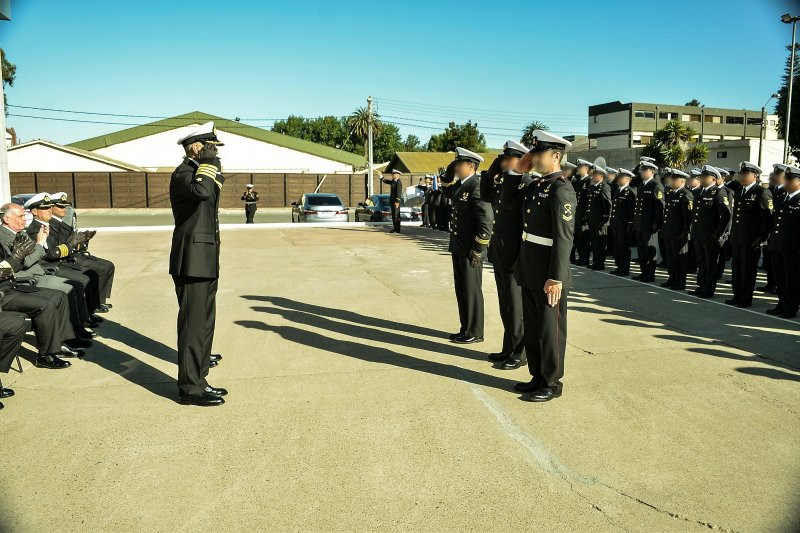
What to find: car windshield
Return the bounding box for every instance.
[377,196,391,207]
[307,195,342,206]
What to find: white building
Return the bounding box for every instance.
[67,111,364,173]
[8,139,146,172]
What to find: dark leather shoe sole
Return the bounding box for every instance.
[452,336,484,344]
[0,388,14,399]
[178,396,225,406]
[208,360,218,368]
[499,359,526,370]
[521,389,562,402]
[35,358,71,369]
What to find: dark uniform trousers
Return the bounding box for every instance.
[245,203,257,224]
[694,240,721,296]
[451,254,484,338]
[635,231,659,279]
[173,275,217,395]
[391,204,401,233]
[73,254,115,303]
[0,312,27,374]
[612,228,631,273]
[731,243,761,305]
[664,238,688,288]
[494,268,523,355]
[522,285,567,393]
[170,157,224,396]
[1,287,72,355]
[772,252,799,314]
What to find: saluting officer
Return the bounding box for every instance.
[690,165,732,298]
[766,165,800,318]
[480,140,530,369]
[443,148,493,344]
[572,159,592,266]
[715,168,736,282]
[242,184,259,224]
[726,162,773,308]
[562,161,577,181]
[587,165,611,270]
[505,130,576,403]
[660,169,693,291]
[170,122,228,406]
[632,160,665,282]
[387,169,403,233]
[609,168,637,276]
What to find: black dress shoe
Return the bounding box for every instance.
[608,269,619,275]
[452,335,483,344]
[521,388,562,402]
[90,315,104,323]
[0,401,3,410]
[210,353,222,362]
[35,354,71,369]
[780,312,798,319]
[488,352,509,362]
[724,299,739,305]
[696,292,713,299]
[499,356,527,370]
[65,337,92,349]
[178,392,224,406]
[60,345,84,358]
[589,265,605,270]
[208,360,218,368]
[77,328,98,339]
[632,274,644,281]
[513,379,540,393]
[448,331,465,341]
[613,271,630,277]
[96,304,111,314]
[205,386,228,396]
[766,307,784,315]
[669,285,686,291]
[104,303,113,309]
[0,388,14,399]
[757,285,775,292]
[660,281,674,288]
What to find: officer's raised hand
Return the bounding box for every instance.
[514,152,535,174]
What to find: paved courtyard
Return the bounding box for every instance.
[0,224,798,532]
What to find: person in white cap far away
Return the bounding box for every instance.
[242,184,259,224]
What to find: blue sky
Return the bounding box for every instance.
[0,0,796,148]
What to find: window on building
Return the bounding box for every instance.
[768,119,776,126]
[716,151,727,158]
[682,114,701,122]
[634,110,655,119]
[704,115,722,123]
[639,135,652,145]
[726,116,744,124]
[746,117,762,126]
[658,111,678,120]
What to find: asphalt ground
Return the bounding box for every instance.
[0,223,797,532]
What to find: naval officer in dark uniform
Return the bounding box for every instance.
[586,165,611,270]
[660,169,693,291]
[726,162,773,308]
[632,160,664,282]
[387,169,403,233]
[481,140,530,369]
[690,165,731,299]
[609,168,637,276]
[766,165,800,318]
[504,130,576,403]
[170,122,228,406]
[572,159,592,266]
[443,148,493,344]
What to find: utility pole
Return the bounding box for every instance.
[759,94,779,167]
[0,2,11,205]
[782,15,798,164]
[367,96,374,198]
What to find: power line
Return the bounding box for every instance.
[375,97,587,118]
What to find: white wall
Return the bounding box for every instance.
[589,110,629,136]
[9,143,127,172]
[92,127,354,173]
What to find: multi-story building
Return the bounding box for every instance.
[588,101,780,150]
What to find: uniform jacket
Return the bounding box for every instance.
[767,191,800,255]
[389,179,403,203]
[241,191,259,203]
[609,185,637,230]
[573,174,591,226]
[729,183,773,246]
[633,178,665,233]
[483,171,532,272]
[25,219,73,264]
[169,157,223,279]
[690,185,732,242]
[661,187,693,241]
[446,175,493,257]
[507,171,576,290]
[586,180,612,230]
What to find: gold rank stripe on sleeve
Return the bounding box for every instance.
[57,244,70,257]
[211,175,223,189]
[475,236,490,245]
[195,164,218,180]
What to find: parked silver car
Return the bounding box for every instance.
[291,193,348,223]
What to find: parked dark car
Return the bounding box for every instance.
[290,193,349,223]
[354,194,421,222]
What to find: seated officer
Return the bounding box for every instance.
[0,233,82,368]
[24,194,104,315]
[50,192,115,311]
[1,203,99,339]
[0,309,28,411]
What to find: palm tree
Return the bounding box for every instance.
[347,106,382,157]
[685,99,701,106]
[521,120,549,147]
[664,145,686,168]
[655,120,694,146]
[685,143,709,166]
